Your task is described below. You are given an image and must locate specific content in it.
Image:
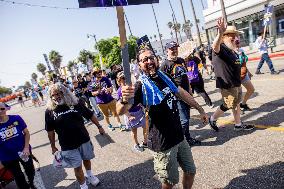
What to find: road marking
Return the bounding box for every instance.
[191,115,284,132]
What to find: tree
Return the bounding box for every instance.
[0,86,12,96]
[24,81,32,88]
[31,73,38,81]
[182,20,193,39]
[67,60,76,76]
[49,50,62,75]
[37,63,47,75]
[172,23,182,43]
[167,22,174,39]
[78,50,95,64]
[96,36,138,68]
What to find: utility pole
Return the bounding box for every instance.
[220,0,227,23]
[151,4,165,55]
[169,0,183,43]
[87,34,104,69]
[179,0,190,40]
[188,0,202,46]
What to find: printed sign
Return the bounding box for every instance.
[263,4,273,26]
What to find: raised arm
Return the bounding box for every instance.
[212,17,227,53]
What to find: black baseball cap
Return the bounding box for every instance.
[165,41,179,50]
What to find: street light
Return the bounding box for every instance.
[86,34,104,70]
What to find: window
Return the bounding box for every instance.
[279,19,284,32]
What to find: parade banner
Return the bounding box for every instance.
[263,4,273,26]
[79,0,159,8]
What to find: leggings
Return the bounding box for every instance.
[2,156,35,189]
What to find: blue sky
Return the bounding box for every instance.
[0,0,206,88]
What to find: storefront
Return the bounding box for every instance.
[203,0,284,48]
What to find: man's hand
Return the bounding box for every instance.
[52,146,59,155]
[200,112,209,125]
[98,127,105,135]
[121,85,135,101]
[22,147,30,157]
[217,17,227,35]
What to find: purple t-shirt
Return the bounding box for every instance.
[117,87,141,113]
[95,77,114,104]
[0,115,29,161]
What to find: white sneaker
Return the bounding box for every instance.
[87,175,100,186]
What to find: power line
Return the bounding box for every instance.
[0,0,103,10]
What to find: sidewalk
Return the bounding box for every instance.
[247,43,284,61]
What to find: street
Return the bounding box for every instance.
[5,58,284,189]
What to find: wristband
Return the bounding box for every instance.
[97,125,102,129]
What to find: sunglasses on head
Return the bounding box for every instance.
[140,55,155,63]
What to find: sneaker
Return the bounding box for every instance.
[240,103,252,111]
[271,70,280,75]
[255,70,263,74]
[134,144,144,152]
[108,124,115,131]
[234,123,255,131]
[187,138,201,146]
[119,125,127,131]
[87,175,100,186]
[209,117,219,132]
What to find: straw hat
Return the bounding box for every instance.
[223,26,244,35]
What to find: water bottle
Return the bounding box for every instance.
[18,151,29,162]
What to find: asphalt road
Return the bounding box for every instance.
[4,58,284,189]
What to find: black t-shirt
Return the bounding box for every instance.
[45,102,93,151]
[74,86,83,98]
[133,76,184,152]
[160,57,190,92]
[212,43,241,89]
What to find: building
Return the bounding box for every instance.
[203,0,284,49]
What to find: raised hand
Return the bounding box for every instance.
[217,17,227,35]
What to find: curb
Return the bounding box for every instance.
[248,52,284,61]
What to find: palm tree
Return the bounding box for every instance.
[182,20,193,40]
[31,73,38,81]
[49,50,62,75]
[67,60,76,76]
[172,23,182,43]
[24,81,32,88]
[149,36,153,41]
[36,63,47,76]
[167,22,174,39]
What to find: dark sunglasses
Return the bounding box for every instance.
[140,55,155,63]
[0,108,5,110]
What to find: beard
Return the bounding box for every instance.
[224,41,236,50]
[54,98,65,106]
[168,55,178,61]
[143,62,158,76]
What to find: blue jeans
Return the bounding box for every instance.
[257,53,275,72]
[177,101,191,142]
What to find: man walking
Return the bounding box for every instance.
[45,83,105,189]
[160,41,201,146]
[209,18,254,131]
[255,32,279,75]
[117,46,208,189]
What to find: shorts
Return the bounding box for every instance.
[61,140,95,168]
[221,87,242,109]
[241,73,250,84]
[152,140,196,185]
[98,99,117,117]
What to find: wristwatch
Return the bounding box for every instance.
[97,125,102,129]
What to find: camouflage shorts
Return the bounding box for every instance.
[221,87,242,109]
[152,140,196,185]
